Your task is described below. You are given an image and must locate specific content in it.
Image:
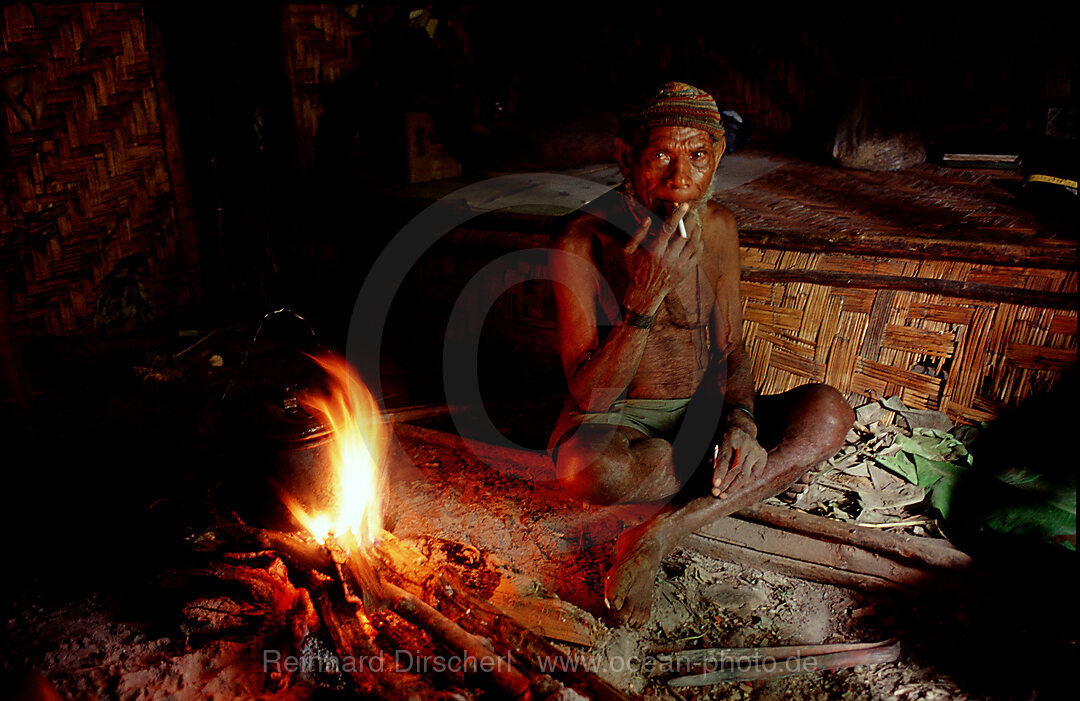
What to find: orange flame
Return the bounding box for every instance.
[288,354,387,551]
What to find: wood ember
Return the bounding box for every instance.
[304,576,436,699]
[419,538,599,646]
[190,521,626,700]
[156,550,319,692]
[371,532,629,701]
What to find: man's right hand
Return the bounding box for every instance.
[711,423,768,499]
[622,202,698,316]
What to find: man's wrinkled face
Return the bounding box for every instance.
[617,126,725,218]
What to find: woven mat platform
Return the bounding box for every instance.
[716,153,1075,269]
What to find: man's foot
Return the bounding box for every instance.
[603,521,666,628]
[779,471,814,503]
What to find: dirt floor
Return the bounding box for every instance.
[1,339,1074,700]
[3,431,1073,701]
[384,424,1075,701]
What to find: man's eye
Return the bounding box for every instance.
[692,151,707,159]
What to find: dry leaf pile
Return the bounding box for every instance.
[766,396,961,536]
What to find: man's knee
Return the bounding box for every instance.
[800,382,855,448]
[556,448,629,504]
[555,427,662,504]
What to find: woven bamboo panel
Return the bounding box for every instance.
[739,248,1077,423]
[279,5,409,177]
[278,4,366,176]
[0,3,196,338]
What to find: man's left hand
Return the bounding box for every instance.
[711,426,768,498]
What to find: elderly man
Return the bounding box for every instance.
[548,82,854,627]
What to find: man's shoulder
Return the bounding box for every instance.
[703,200,737,234]
[555,207,623,254]
[699,200,737,249]
[554,212,601,253]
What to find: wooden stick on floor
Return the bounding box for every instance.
[733,503,974,571]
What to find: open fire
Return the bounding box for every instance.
[284,353,388,552]
[227,353,626,699]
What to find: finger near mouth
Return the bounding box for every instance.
[653,201,684,220]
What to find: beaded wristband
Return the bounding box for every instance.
[622,308,655,329]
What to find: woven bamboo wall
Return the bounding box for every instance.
[739,249,1077,423]
[278,4,370,177]
[0,3,196,338]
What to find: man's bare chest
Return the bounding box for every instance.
[592,239,716,328]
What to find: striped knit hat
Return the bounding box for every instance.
[619,81,725,142]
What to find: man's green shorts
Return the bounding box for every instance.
[547,397,693,456]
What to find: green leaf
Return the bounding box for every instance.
[992,467,1046,489]
[912,455,968,484]
[874,452,917,484]
[912,455,969,518]
[1044,487,1078,517]
[982,501,1076,551]
[870,418,1076,550]
[896,429,972,466]
[929,476,958,517]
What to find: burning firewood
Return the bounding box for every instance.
[304,573,440,699]
[324,532,534,698]
[158,549,319,692]
[215,519,628,699]
[369,531,630,701]
[202,354,627,699]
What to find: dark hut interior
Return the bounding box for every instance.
[1,4,1076,700]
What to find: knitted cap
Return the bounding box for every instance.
[619,81,725,142]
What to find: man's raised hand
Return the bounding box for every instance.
[622,203,697,316]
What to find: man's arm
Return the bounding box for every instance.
[551,222,651,412]
[551,206,696,412]
[706,205,767,496]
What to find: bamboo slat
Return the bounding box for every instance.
[881,325,957,356]
[1,3,196,339]
[737,252,1075,423]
